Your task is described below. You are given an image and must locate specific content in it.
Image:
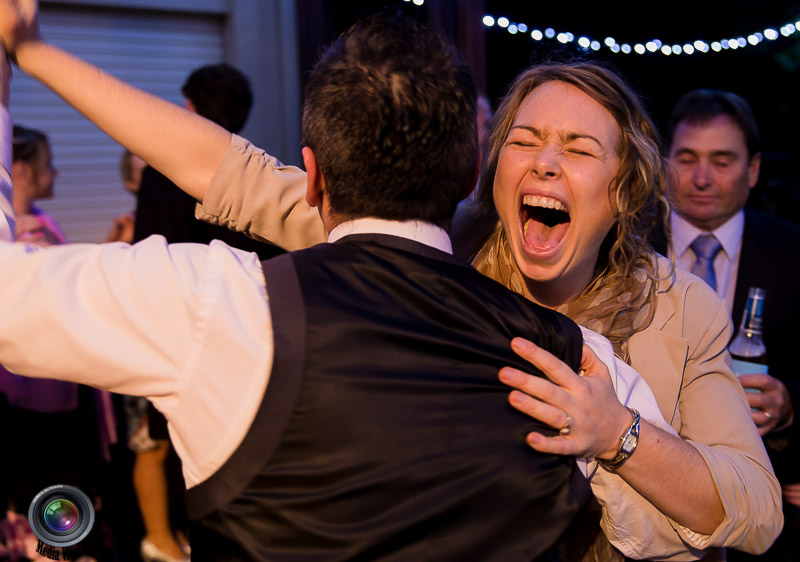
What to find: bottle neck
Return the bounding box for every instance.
[739,294,765,335]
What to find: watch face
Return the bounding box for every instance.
[622,433,638,453]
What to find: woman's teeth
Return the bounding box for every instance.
[522,194,566,212]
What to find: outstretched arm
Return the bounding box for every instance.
[0,0,231,201]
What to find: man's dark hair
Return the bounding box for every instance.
[667,89,761,160]
[301,15,478,230]
[181,63,253,133]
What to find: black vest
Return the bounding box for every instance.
[187,234,589,561]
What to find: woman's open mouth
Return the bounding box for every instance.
[520,194,570,253]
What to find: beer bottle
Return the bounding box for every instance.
[729,287,768,376]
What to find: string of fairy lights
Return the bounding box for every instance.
[401,0,800,56]
[482,13,800,56]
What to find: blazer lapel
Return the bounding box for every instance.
[628,283,689,428]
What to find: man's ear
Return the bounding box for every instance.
[303,146,325,208]
[747,152,761,189]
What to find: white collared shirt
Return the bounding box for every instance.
[670,209,744,312]
[328,218,452,253]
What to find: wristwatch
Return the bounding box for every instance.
[597,407,640,469]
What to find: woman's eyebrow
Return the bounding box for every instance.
[509,125,604,149]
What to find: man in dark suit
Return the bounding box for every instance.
[660,89,799,561]
[0,11,591,560]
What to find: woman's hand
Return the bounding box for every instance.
[498,338,631,460]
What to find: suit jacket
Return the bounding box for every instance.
[654,208,800,483]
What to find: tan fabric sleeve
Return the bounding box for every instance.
[195,134,327,251]
[594,272,781,560]
[674,278,782,553]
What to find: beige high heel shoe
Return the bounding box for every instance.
[140,538,190,562]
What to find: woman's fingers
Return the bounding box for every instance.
[506,385,568,427]
[499,365,567,405]
[510,337,581,389]
[526,431,577,456]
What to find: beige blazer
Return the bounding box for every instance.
[590,260,781,560]
[197,134,782,560]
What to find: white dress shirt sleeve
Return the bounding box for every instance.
[0,235,274,488]
[577,326,678,477]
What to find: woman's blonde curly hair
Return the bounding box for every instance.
[474,62,673,354]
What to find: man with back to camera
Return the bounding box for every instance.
[661,88,800,561]
[0,12,602,560]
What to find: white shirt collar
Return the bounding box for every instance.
[670,209,744,260]
[327,218,453,254]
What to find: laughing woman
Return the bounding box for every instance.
[469,64,780,560]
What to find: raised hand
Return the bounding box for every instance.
[0,0,40,57]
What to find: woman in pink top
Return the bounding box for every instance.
[11,125,66,246]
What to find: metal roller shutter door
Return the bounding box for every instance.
[9,5,224,243]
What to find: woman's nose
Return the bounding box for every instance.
[530,147,561,179]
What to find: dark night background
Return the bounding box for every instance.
[298,0,800,222]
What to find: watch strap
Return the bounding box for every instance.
[597,407,640,469]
